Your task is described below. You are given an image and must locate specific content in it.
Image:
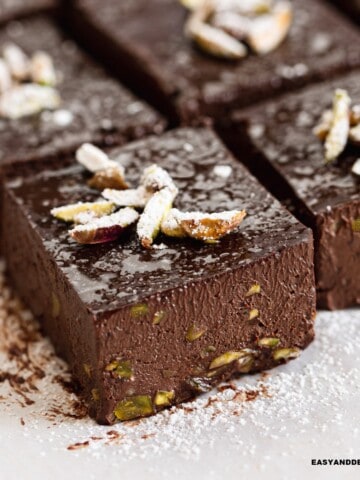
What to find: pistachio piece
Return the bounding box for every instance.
[114,395,153,421]
[140,164,177,194]
[83,363,92,378]
[51,201,115,222]
[350,104,360,125]
[160,209,187,238]
[247,1,292,55]
[351,159,360,177]
[209,351,244,370]
[352,219,360,233]
[88,167,129,191]
[180,0,205,10]
[313,109,333,141]
[324,89,351,163]
[105,360,133,380]
[258,337,280,348]
[69,208,139,244]
[349,124,360,147]
[91,388,100,401]
[273,347,300,361]
[200,345,216,358]
[211,11,251,41]
[236,354,254,373]
[186,325,207,342]
[102,186,151,209]
[0,59,12,94]
[131,304,149,318]
[187,377,213,393]
[249,308,259,320]
[31,51,57,86]
[0,84,60,119]
[187,21,248,60]
[217,0,273,15]
[153,310,166,325]
[154,390,175,407]
[3,43,30,80]
[76,143,122,173]
[137,187,178,248]
[245,283,261,297]
[179,209,246,241]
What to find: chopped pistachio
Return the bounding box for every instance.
[51,201,115,223]
[313,109,333,141]
[137,187,178,248]
[3,43,30,80]
[179,209,247,241]
[31,51,57,86]
[88,167,129,190]
[200,345,216,358]
[212,11,251,41]
[186,325,207,342]
[105,360,133,380]
[83,363,92,378]
[153,310,166,325]
[154,390,175,407]
[131,303,149,318]
[324,89,351,163]
[351,219,360,233]
[273,347,300,361]
[0,83,60,119]
[245,283,261,297]
[187,376,213,393]
[114,395,153,421]
[236,353,254,373]
[76,143,120,173]
[247,1,293,55]
[103,186,151,209]
[209,351,244,370]
[69,208,139,245]
[140,164,177,194]
[351,159,360,177]
[249,308,259,320]
[179,0,204,10]
[51,292,60,318]
[161,209,187,238]
[258,337,280,348]
[91,388,100,401]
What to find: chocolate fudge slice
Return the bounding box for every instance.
[226,71,360,310]
[0,16,165,168]
[2,128,316,424]
[67,0,360,125]
[0,0,56,25]
[330,1,360,24]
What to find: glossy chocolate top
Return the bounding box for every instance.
[0,0,55,24]
[6,128,309,313]
[233,70,360,215]
[74,0,360,119]
[0,16,165,166]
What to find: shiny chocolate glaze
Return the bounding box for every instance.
[68,0,360,123]
[3,128,316,423]
[0,16,165,167]
[228,71,360,309]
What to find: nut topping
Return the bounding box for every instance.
[51,201,115,222]
[351,158,360,176]
[140,164,177,194]
[137,187,178,248]
[324,89,351,163]
[103,186,151,209]
[180,209,246,241]
[3,43,30,81]
[69,208,139,244]
[0,84,60,119]
[114,395,153,421]
[88,167,129,190]
[30,51,57,86]
[0,59,12,94]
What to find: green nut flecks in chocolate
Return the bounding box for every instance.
[258,337,280,348]
[131,303,149,318]
[209,351,244,370]
[154,390,175,407]
[245,283,261,297]
[200,345,216,358]
[51,292,60,318]
[105,360,133,380]
[91,388,100,401]
[114,395,153,421]
[187,377,213,393]
[236,354,254,373]
[185,325,207,342]
[273,347,300,361]
[153,310,166,325]
[249,308,259,320]
[352,219,360,232]
[83,363,92,378]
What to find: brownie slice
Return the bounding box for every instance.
[0,16,165,168]
[67,0,360,125]
[226,71,360,310]
[0,0,56,25]
[2,127,316,424]
[330,1,360,24]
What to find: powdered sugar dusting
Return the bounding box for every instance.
[0,266,359,477]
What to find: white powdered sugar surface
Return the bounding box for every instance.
[0,260,359,480]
